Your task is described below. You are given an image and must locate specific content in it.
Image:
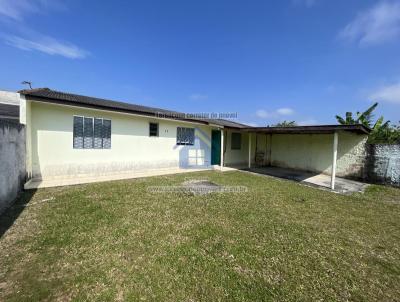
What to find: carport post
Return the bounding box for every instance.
[248,133,252,168]
[220,129,224,170]
[330,131,338,190]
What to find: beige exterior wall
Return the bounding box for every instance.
[269,132,367,177]
[29,101,214,180]
[223,129,256,167]
[224,131,368,178]
[25,98,368,181]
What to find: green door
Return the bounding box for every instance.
[211,130,221,165]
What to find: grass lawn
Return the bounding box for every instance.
[0,171,399,301]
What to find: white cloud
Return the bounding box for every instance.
[0,1,87,59]
[255,109,270,118]
[370,82,400,104]
[339,1,400,46]
[276,107,294,116]
[0,0,64,20]
[0,0,36,20]
[4,34,89,59]
[189,94,208,101]
[292,0,317,8]
[256,107,295,119]
[298,119,318,126]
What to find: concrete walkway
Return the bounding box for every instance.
[24,167,217,189]
[24,164,368,194]
[244,166,369,194]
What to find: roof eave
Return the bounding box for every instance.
[24,94,211,126]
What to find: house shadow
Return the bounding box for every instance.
[0,189,36,239]
[176,127,212,170]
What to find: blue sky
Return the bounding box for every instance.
[1,0,400,126]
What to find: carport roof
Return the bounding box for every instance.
[240,124,371,134]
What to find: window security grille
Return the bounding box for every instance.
[73,116,111,149]
[177,127,195,145]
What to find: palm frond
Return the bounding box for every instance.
[357,102,378,127]
[345,112,354,124]
[372,116,384,130]
[335,115,346,125]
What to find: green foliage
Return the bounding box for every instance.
[336,102,400,144]
[336,102,380,128]
[369,122,400,144]
[274,120,297,127]
[357,102,378,127]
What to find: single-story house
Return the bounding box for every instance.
[14,88,370,190]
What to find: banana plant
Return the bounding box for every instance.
[336,102,398,143]
[372,116,389,131]
[336,102,381,128]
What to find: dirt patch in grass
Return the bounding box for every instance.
[182,179,222,195]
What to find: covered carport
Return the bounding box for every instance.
[222,124,371,191]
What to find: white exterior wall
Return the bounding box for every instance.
[29,101,213,180]
[19,95,33,178]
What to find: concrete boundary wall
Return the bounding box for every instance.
[0,120,26,214]
[366,144,400,186]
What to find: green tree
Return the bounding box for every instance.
[335,102,399,144]
[274,120,297,127]
[369,121,400,144]
[335,102,381,128]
